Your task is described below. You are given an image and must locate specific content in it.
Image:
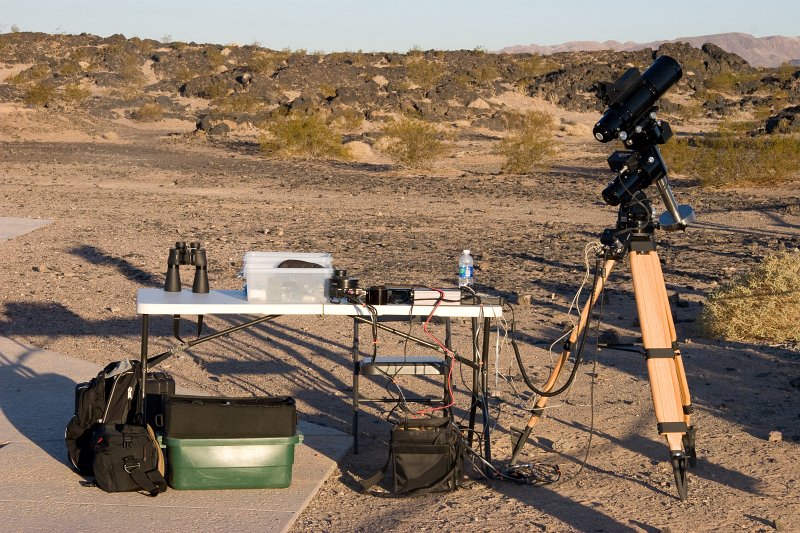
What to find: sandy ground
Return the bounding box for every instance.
[0,102,799,532]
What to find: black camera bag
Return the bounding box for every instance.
[91,423,167,496]
[362,416,464,496]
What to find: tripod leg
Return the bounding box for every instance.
[629,249,693,499]
[661,291,697,467]
[509,259,616,465]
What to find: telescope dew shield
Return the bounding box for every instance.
[593,56,682,143]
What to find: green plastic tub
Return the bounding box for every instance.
[165,433,303,490]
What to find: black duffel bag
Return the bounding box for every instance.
[362,416,464,496]
[91,423,167,496]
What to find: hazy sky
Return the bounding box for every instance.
[2,0,798,52]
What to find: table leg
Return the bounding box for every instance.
[481,317,492,465]
[467,318,479,448]
[139,314,149,425]
[352,317,360,454]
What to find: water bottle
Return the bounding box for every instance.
[458,249,474,287]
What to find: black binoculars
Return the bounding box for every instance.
[164,241,209,293]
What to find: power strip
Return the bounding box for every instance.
[412,288,462,306]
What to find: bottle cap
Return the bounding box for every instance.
[463,249,470,254]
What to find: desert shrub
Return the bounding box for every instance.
[199,78,229,99]
[7,63,51,85]
[259,113,351,160]
[61,83,91,105]
[212,93,260,113]
[379,116,450,168]
[700,252,800,342]
[406,58,445,88]
[58,60,83,77]
[318,83,337,99]
[23,82,56,106]
[705,70,761,93]
[495,110,557,173]
[130,102,164,122]
[516,55,555,78]
[204,48,227,72]
[330,107,364,131]
[661,126,800,186]
[473,65,500,84]
[106,45,145,84]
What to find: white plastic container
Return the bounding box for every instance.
[242,252,333,303]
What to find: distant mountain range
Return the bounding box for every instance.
[498,32,800,68]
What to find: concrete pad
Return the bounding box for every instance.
[0,217,52,242]
[0,337,351,533]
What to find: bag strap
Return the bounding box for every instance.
[123,424,167,496]
[124,457,167,496]
[360,454,391,493]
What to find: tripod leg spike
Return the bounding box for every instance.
[671,453,689,501]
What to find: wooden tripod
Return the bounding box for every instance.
[509,198,697,500]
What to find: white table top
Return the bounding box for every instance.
[136,289,503,318]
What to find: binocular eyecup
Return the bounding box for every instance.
[164,241,209,294]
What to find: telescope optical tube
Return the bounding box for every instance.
[593,55,682,143]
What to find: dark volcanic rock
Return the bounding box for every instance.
[765,105,800,133]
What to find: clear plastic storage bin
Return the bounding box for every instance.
[242,252,333,303]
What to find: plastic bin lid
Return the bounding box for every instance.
[243,251,333,269]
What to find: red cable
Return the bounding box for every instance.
[416,287,456,415]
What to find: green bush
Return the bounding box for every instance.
[259,113,351,160]
[494,110,556,173]
[380,116,450,168]
[661,126,800,186]
[700,252,800,342]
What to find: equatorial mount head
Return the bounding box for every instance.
[594,56,695,232]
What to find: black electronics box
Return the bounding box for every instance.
[164,395,297,439]
[145,371,175,431]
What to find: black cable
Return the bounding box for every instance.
[559,252,606,484]
[509,259,602,398]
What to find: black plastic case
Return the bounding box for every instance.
[164,395,297,439]
[145,371,175,430]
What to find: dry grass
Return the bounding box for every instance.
[379,116,450,168]
[130,102,165,122]
[494,110,557,173]
[23,82,56,106]
[700,252,800,342]
[211,93,261,113]
[405,58,445,89]
[259,113,351,160]
[61,83,91,105]
[661,126,800,187]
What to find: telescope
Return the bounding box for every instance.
[593,55,694,231]
[593,55,682,144]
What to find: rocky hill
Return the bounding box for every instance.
[499,32,800,68]
[0,32,799,140]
